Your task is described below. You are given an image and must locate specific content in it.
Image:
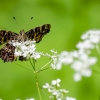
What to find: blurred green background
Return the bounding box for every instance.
[0,0,100,100]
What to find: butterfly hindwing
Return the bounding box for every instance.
[0,43,27,62]
[0,43,15,62]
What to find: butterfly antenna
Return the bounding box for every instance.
[23,17,33,29]
[13,17,21,30]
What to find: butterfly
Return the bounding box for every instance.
[0,24,51,62]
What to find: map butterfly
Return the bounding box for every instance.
[0,24,51,62]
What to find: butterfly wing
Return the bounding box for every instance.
[0,30,18,45]
[0,43,27,62]
[0,30,19,62]
[25,24,51,43]
[0,43,15,62]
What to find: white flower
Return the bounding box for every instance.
[45,50,59,70]
[51,49,57,54]
[14,49,22,56]
[51,89,63,99]
[76,40,94,50]
[26,98,35,100]
[59,51,74,64]
[55,30,98,82]
[20,44,27,51]
[71,55,96,81]
[73,73,82,82]
[43,79,76,100]
[52,89,60,97]
[53,51,75,70]
[9,40,41,60]
[43,79,75,100]
[55,62,63,70]
[43,83,54,92]
[60,89,69,93]
[31,52,41,59]
[66,97,76,100]
[57,50,97,81]
[81,30,100,44]
[51,78,61,87]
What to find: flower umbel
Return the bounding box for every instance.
[44,49,60,70]
[9,40,41,60]
[66,97,76,100]
[55,30,99,82]
[43,78,76,100]
[52,78,61,87]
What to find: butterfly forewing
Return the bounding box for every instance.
[25,24,51,43]
[0,30,18,45]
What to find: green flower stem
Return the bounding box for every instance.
[36,66,51,73]
[29,58,42,100]
[34,71,42,100]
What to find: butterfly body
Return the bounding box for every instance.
[0,24,51,62]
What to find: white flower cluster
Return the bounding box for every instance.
[43,78,76,100]
[54,30,99,81]
[44,50,60,70]
[9,40,41,60]
[9,39,60,70]
[79,30,100,49]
